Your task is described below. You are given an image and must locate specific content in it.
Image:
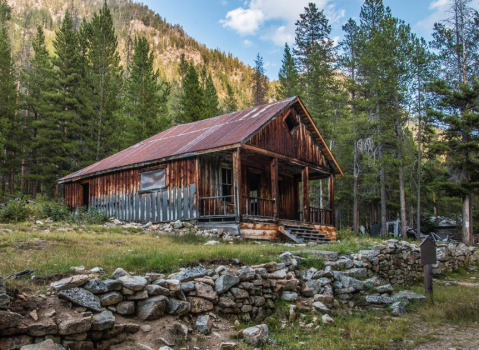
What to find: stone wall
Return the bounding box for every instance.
[0,240,477,350]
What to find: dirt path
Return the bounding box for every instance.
[413,323,479,350]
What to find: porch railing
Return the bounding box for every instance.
[199,195,236,217]
[243,196,275,218]
[309,206,332,225]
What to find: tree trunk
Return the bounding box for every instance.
[462,193,472,245]
[379,143,387,239]
[353,141,359,233]
[417,83,422,239]
[396,126,407,239]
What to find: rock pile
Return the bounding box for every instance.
[0,240,476,349]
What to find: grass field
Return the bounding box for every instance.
[1,222,478,350]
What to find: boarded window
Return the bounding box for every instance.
[140,169,166,191]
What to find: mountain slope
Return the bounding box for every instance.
[7,0,257,109]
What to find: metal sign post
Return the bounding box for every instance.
[420,235,437,301]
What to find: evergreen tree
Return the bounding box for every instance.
[178,64,205,123]
[293,3,337,140]
[0,0,19,195]
[203,74,220,118]
[51,10,84,186]
[124,36,170,143]
[252,53,268,106]
[277,43,301,99]
[224,82,237,113]
[427,0,479,245]
[83,1,123,160]
[22,25,57,196]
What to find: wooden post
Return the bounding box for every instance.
[302,167,309,222]
[270,157,279,219]
[420,236,436,301]
[329,175,335,226]
[195,156,201,218]
[232,148,242,219]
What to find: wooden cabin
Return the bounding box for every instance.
[58,96,343,243]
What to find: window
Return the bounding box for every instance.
[284,112,299,132]
[140,168,166,191]
[221,167,233,202]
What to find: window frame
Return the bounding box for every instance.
[139,167,167,192]
[220,167,233,202]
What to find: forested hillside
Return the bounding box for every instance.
[7,0,256,108]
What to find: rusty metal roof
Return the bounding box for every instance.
[60,96,341,182]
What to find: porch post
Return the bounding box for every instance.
[270,157,279,218]
[329,175,335,226]
[232,148,242,220]
[302,167,309,222]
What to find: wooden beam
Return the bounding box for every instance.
[242,144,331,175]
[195,156,201,216]
[329,175,335,226]
[270,157,279,218]
[232,148,242,219]
[302,167,309,223]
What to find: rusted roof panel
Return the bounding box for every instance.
[60,97,298,181]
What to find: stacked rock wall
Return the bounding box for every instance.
[0,240,477,349]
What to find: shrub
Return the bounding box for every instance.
[0,200,30,223]
[41,201,71,222]
[69,206,108,225]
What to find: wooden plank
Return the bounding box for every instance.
[157,191,162,222]
[190,184,196,218]
[177,186,182,220]
[302,167,309,223]
[184,186,189,220]
[271,157,279,218]
[145,193,151,222]
[162,190,168,222]
[329,175,334,226]
[134,193,139,222]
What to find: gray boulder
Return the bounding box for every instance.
[91,311,115,331]
[0,310,21,330]
[281,291,298,302]
[19,339,58,350]
[376,284,394,293]
[112,268,130,279]
[99,291,123,306]
[116,301,135,315]
[0,292,9,310]
[137,296,168,320]
[58,316,92,335]
[342,268,368,279]
[390,301,406,317]
[170,266,207,282]
[196,315,213,335]
[27,318,58,336]
[393,290,426,303]
[215,274,240,294]
[58,288,102,312]
[242,324,269,347]
[365,295,395,304]
[50,275,89,292]
[187,297,214,313]
[84,279,109,294]
[119,275,148,291]
[166,299,191,316]
[104,279,122,291]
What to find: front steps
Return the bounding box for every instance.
[279,223,332,244]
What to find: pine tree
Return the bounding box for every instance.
[277,43,301,99]
[83,1,123,160]
[178,64,205,123]
[224,82,237,113]
[124,36,170,143]
[22,25,57,196]
[51,10,84,187]
[293,3,336,140]
[427,0,479,245]
[203,74,220,118]
[0,0,19,195]
[252,53,268,106]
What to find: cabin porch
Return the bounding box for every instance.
[197,148,336,243]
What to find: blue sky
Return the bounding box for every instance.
[141,0,463,79]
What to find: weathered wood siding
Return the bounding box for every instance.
[63,158,197,222]
[246,108,330,169]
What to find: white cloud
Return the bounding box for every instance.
[242,39,253,47]
[220,7,264,35]
[221,0,345,46]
